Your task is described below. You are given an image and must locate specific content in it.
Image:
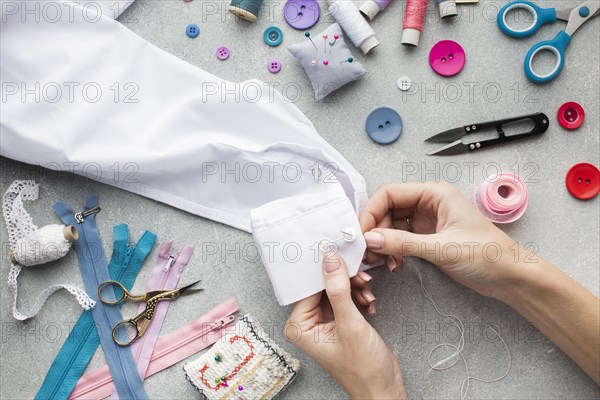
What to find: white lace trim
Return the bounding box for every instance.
[3,180,96,320]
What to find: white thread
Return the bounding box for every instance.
[2,180,95,321]
[414,265,512,400]
[13,224,71,266]
[327,1,377,51]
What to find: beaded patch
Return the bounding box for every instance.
[184,314,300,399]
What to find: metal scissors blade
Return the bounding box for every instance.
[425,127,467,143]
[565,0,600,35]
[427,140,470,156]
[174,280,203,297]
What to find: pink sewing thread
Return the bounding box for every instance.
[475,173,528,224]
[403,0,427,30]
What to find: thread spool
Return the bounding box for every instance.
[228,0,264,22]
[3,180,94,320]
[402,0,428,47]
[359,0,393,21]
[436,0,458,18]
[474,173,529,224]
[9,225,78,265]
[328,0,380,55]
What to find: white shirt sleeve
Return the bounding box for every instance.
[0,1,368,303]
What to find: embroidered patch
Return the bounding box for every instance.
[184,314,300,399]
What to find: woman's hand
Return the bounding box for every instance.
[286,252,407,399]
[359,181,528,299]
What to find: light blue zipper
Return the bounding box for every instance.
[47,197,151,399]
[36,224,155,400]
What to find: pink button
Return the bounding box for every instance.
[268,60,281,74]
[429,40,466,77]
[216,46,230,61]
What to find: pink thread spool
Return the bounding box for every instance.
[474,173,529,224]
[402,0,428,47]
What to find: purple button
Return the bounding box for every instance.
[284,0,320,30]
[268,60,281,74]
[429,40,466,77]
[216,46,230,60]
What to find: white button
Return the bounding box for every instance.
[341,228,356,242]
[319,239,334,253]
[397,76,413,91]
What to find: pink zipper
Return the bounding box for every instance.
[68,297,239,400]
[111,242,192,400]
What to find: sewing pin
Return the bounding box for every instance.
[333,34,340,46]
[305,32,318,50]
[340,57,354,64]
[311,59,317,66]
[323,60,329,66]
[323,34,328,53]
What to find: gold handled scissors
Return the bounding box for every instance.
[97,280,203,346]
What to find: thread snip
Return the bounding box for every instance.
[474,173,529,224]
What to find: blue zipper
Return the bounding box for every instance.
[50,197,148,400]
[75,206,146,399]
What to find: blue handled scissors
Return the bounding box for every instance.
[497,0,599,84]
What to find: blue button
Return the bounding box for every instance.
[365,107,403,145]
[579,6,590,17]
[186,23,200,38]
[263,26,283,47]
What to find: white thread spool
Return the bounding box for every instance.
[10,225,78,266]
[327,0,380,54]
[3,180,95,320]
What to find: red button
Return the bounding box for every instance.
[557,102,585,130]
[566,163,600,200]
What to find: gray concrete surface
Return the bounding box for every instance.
[1,0,599,398]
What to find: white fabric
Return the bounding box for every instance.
[0,1,368,304]
[2,180,95,320]
[251,183,366,305]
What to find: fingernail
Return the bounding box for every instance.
[323,251,340,273]
[364,232,383,250]
[357,271,372,282]
[361,288,376,303]
[367,301,376,315]
[386,255,398,273]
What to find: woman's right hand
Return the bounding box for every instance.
[358,181,533,300]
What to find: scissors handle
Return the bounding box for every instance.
[112,314,152,347]
[111,290,180,346]
[497,1,557,38]
[98,280,147,304]
[524,31,572,84]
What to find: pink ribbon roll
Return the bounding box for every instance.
[474,173,529,224]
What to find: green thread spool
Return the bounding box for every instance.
[228,0,264,22]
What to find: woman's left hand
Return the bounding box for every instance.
[286,251,407,399]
